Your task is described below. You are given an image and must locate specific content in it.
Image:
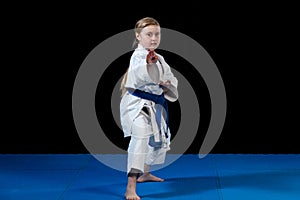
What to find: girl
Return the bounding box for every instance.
[120,17,178,200]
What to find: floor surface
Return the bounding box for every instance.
[1,154,300,200]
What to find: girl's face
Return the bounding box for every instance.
[136,25,161,50]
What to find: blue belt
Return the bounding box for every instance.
[130,89,169,139]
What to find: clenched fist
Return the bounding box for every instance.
[146,50,158,64]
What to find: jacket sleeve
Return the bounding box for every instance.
[158,55,179,102]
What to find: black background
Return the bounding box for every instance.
[2,4,298,154]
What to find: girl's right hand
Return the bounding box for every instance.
[146,50,158,64]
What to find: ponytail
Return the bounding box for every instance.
[120,68,129,97]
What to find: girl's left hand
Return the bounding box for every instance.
[159,80,171,92]
[159,80,171,86]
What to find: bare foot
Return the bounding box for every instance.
[137,172,164,183]
[125,176,140,200]
[125,190,140,200]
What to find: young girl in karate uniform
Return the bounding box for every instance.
[120,17,178,200]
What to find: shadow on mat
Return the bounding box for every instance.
[141,176,217,198]
[74,182,127,198]
[142,170,300,198]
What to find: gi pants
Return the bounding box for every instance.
[127,110,167,175]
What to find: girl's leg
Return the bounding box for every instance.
[125,139,145,199]
[137,140,169,183]
[125,171,141,200]
[125,112,150,199]
[137,164,164,182]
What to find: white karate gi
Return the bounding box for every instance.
[120,44,178,174]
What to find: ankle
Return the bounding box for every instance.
[143,171,150,175]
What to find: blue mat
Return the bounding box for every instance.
[0,154,300,200]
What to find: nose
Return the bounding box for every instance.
[151,35,157,40]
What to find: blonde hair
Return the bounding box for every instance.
[120,17,160,97]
